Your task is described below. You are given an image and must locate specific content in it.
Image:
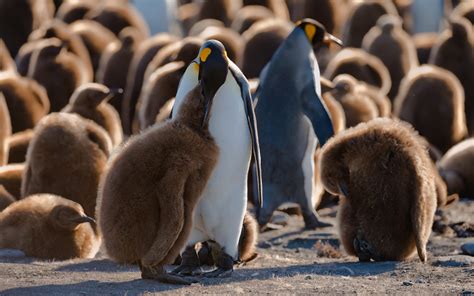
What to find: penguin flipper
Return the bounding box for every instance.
[301,83,334,146]
[141,171,186,267]
[229,64,263,208]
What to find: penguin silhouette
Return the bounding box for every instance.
[22,113,112,219]
[430,17,474,135]
[0,72,50,133]
[97,27,142,115]
[27,38,92,112]
[394,65,468,153]
[122,34,177,135]
[254,19,340,229]
[320,118,437,262]
[0,193,100,260]
[241,19,293,79]
[62,83,123,146]
[98,85,219,285]
[362,14,418,100]
[69,20,118,79]
[0,93,11,165]
[0,164,24,200]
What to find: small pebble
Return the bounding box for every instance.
[305,275,312,280]
[402,281,413,286]
[461,243,474,256]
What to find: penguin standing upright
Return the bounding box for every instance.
[254,19,340,229]
[171,40,262,277]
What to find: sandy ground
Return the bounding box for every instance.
[0,200,473,295]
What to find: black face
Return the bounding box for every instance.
[197,40,229,126]
[296,18,343,47]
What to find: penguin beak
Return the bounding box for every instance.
[324,33,343,47]
[72,215,96,225]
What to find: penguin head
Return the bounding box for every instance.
[296,18,343,47]
[69,83,122,109]
[49,203,95,231]
[194,39,229,126]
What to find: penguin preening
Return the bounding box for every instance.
[362,14,419,100]
[171,40,263,277]
[27,38,92,113]
[0,193,100,260]
[438,138,474,199]
[0,72,50,133]
[61,83,123,146]
[0,93,11,166]
[98,84,219,285]
[393,65,468,153]
[254,19,340,229]
[319,118,437,262]
[22,113,112,219]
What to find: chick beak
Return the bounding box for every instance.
[324,33,343,47]
[73,215,96,225]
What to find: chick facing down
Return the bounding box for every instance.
[319,118,437,262]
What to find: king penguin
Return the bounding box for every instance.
[254,19,340,229]
[171,40,262,277]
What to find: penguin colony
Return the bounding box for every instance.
[0,0,472,286]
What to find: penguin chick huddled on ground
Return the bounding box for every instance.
[393,65,468,153]
[98,84,219,285]
[438,138,474,199]
[319,118,437,262]
[324,48,392,97]
[362,14,418,100]
[429,17,474,135]
[0,194,100,260]
[62,83,123,146]
[0,93,11,166]
[22,113,112,219]
[27,38,92,112]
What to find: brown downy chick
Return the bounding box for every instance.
[0,73,49,133]
[324,48,392,96]
[22,113,112,219]
[393,65,468,153]
[6,129,33,164]
[62,83,123,146]
[231,5,274,35]
[96,27,142,115]
[0,93,11,165]
[27,38,92,112]
[243,0,289,20]
[362,14,419,100]
[430,17,474,135]
[122,33,177,135]
[319,118,437,262]
[0,185,15,212]
[438,138,474,199]
[0,164,24,199]
[0,194,100,259]
[97,85,219,285]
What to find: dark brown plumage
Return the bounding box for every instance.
[241,19,293,79]
[319,118,437,262]
[0,193,100,260]
[0,73,50,133]
[96,27,142,115]
[0,93,10,166]
[97,86,219,284]
[6,129,33,164]
[0,164,24,200]
[438,138,474,199]
[27,38,92,112]
[62,83,123,146]
[324,48,392,96]
[429,17,474,135]
[56,0,94,24]
[393,65,468,153]
[362,14,418,100]
[341,0,398,48]
[22,113,112,219]
[122,33,177,135]
[287,0,340,34]
[231,5,274,35]
[243,0,289,20]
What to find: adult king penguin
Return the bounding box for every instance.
[171,40,262,277]
[254,19,341,229]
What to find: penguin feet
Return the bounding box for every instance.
[303,212,332,229]
[353,235,383,262]
[172,245,202,276]
[203,249,234,278]
[139,264,198,285]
